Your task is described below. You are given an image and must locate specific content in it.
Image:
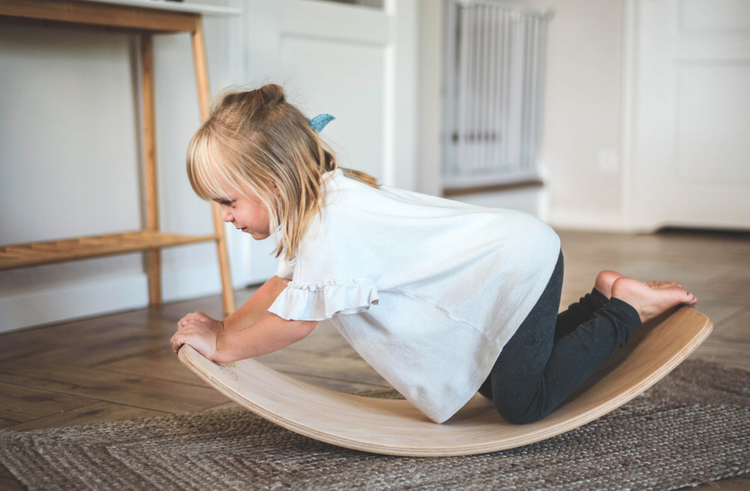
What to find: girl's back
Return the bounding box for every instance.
[270,168,560,423]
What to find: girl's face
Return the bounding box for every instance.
[216,182,277,240]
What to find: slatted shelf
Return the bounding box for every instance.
[0,230,218,270]
[0,0,236,312]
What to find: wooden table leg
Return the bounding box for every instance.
[191,18,236,315]
[141,32,162,307]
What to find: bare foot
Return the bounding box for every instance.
[594,270,625,298]
[611,277,698,324]
[646,280,683,289]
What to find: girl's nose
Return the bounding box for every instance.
[220,207,233,223]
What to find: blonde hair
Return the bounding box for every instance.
[186,84,380,262]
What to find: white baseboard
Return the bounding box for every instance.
[0,273,148,334]
[548,207,630,232]
[0,262,230,334]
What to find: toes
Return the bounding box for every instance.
[595,271,626,297]
[679,291,698,308]
[598,270,624,282]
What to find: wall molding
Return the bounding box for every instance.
[0,273,148,334]
[548,207,631,232]
[0,263,226,334]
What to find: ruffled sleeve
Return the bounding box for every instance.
[268,278,379,321]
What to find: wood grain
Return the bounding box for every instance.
[0,231,217,270]
[0,418,19,430]
[0,475,24,491]
[141,31,162,307]
[0,362,227,413]
[98,348,217,386]
[7,402,168,432]
[0,0,198,33]
[0,382,95,422]
[178,307,713,457]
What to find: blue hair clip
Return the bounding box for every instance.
[307,114,335,133]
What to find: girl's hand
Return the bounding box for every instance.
[171,323,219,361]
[178,311,224,334]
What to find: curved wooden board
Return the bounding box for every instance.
[178,306,713,457]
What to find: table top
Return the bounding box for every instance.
[77,0,241,16]
[0,0,242,32]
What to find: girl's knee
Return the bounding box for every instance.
[495,400,548,425]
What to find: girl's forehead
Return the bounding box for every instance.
[214,175,234,194]
[216,177,260,201]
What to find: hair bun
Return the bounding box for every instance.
[259,84,286,106]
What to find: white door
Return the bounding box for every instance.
[232,0,417,285]
[628,0,750,231]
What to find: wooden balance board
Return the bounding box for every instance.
[178,306,713,457]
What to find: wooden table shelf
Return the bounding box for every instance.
[0,0,237,314]
[0,231,219,270]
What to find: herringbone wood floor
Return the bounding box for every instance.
[1,229,749,490]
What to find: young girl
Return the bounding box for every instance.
[170,84,698,425]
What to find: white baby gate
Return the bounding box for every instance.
[442,0,552,191]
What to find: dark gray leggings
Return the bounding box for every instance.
[478,250,642,424]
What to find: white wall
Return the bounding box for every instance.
[415,0,443,198]
[0,9,242,332]
[525,0,625,230]
[415,0,626,228]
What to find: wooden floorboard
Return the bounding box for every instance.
[0,228,748,489]
[0,418,19,430]
[0,464,15,479]
[0,475,25,491]
[691,474,750,491]
[0,381,97,423]
[6,401,169,432]
[0,362,229,413]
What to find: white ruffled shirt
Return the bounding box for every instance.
[269,168,561,423]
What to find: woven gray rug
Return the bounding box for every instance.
[1,360,749,491]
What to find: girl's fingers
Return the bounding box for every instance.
[172,326,195,351]
[170,326,216,360]
[178,312,206,329]
[180,312,210,325]
[172,329,196,353]
[171,333,182,353]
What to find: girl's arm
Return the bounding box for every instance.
[216,315,318,363]
[177,275,291,334]
[171,313,317,363]
[222,275,292,332]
